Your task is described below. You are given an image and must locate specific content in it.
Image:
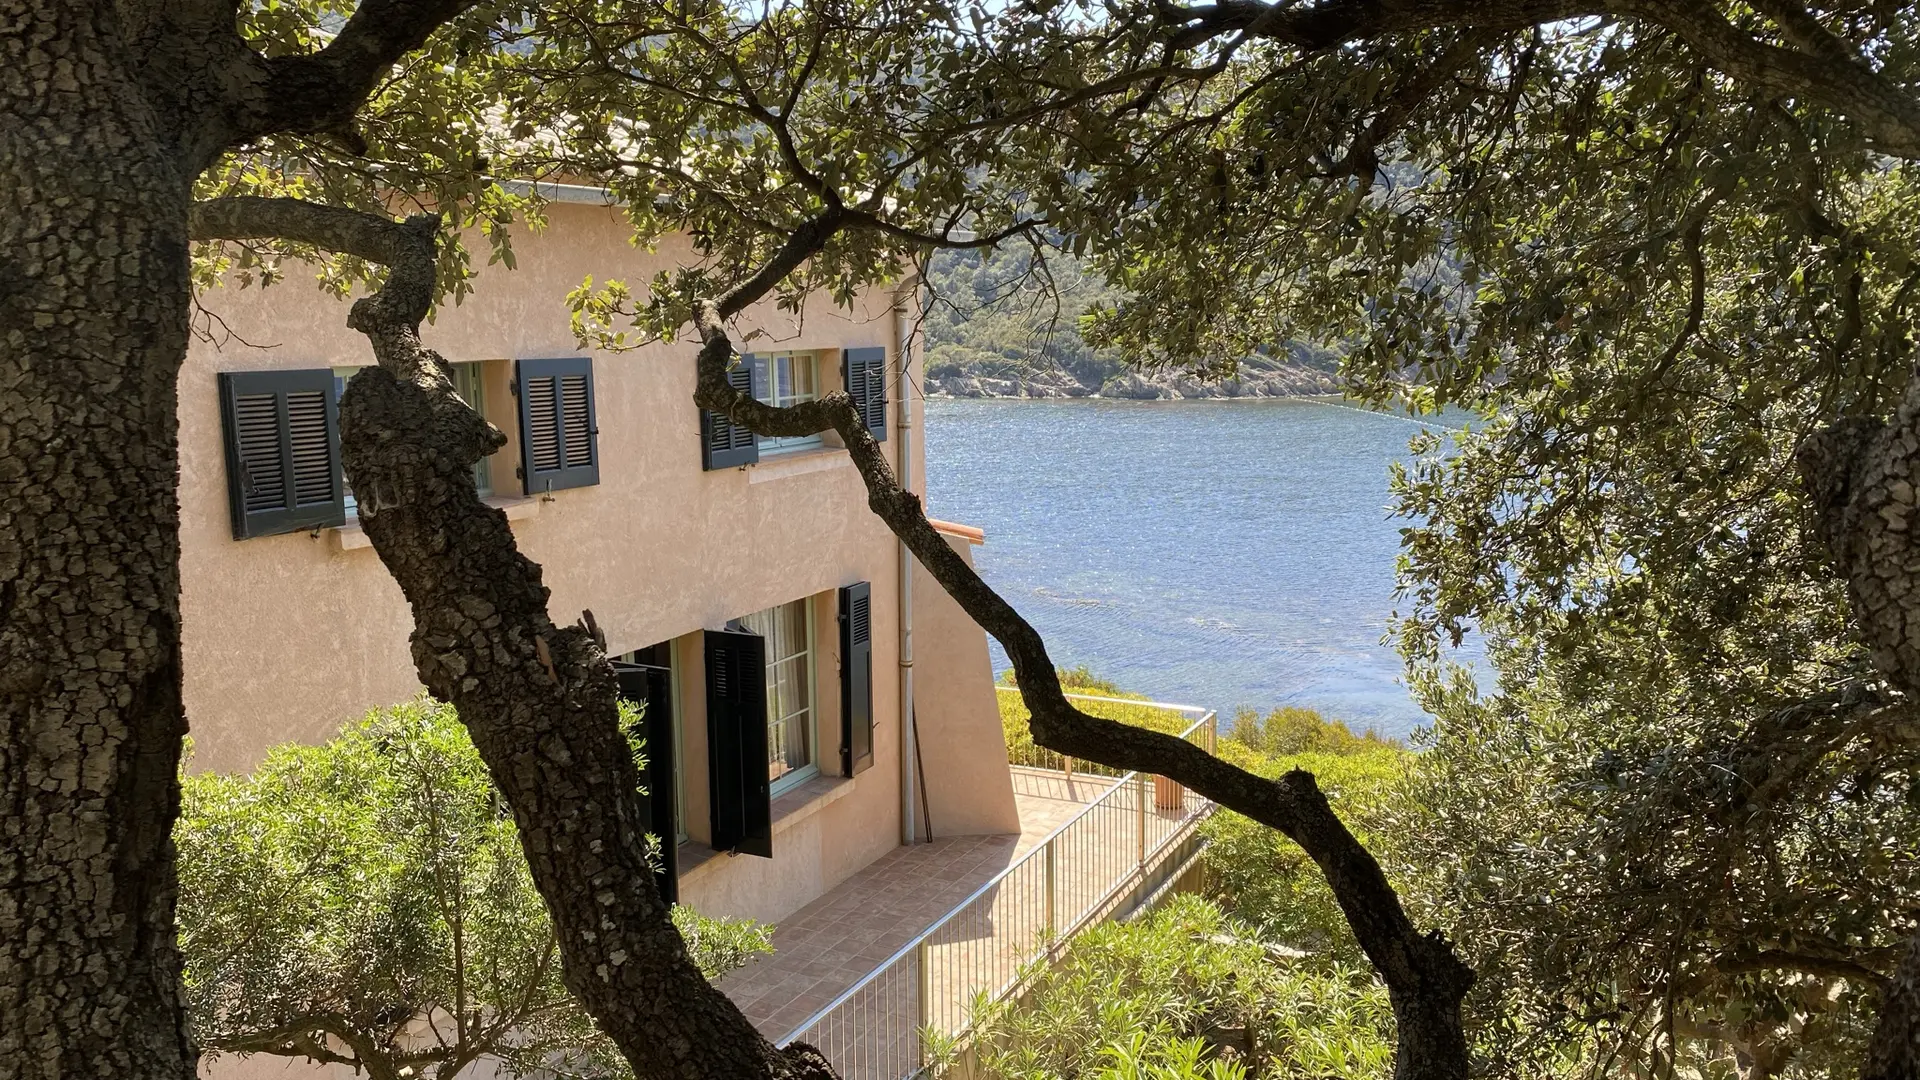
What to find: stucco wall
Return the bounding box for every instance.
[177,202,976,931]
[911,535,1021,837]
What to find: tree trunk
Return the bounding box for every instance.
[1799,372,1920,1080]
[1863,932,1920,1080]
[0,1,196,1077]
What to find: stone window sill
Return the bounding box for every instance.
[678,773,855,882]
[329,494,541,551]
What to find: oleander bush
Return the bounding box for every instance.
[177,695,771,1080]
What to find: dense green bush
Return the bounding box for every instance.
[1201,748,1409,966]
[968,896,1392,1080]
[178,695,771,1080]
[1225,705,1398,757]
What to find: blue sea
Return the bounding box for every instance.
[922,397,1480,739]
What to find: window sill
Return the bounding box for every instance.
[746,447,849,485]
[677,773,855,882]
[329,495,541,552]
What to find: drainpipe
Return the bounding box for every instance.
[893,279,920,846]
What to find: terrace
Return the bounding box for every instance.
[714,691,1219,1080]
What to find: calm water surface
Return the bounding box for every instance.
[923,397,1475,739]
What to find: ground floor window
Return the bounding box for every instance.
[739,597,816,793]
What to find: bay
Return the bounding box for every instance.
[922,396,1477,739]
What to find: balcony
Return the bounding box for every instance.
[714,694,1218,1080]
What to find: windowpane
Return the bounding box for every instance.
[756,352,825,453]
[739,598,814,787]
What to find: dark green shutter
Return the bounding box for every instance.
[515,357,599,494]
[843,347,888,443]
[614,658,678,902]
[218,368,346,539]
[701,359,759,470]
[839,581,875,776]
[704,628,772,858]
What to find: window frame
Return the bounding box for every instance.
[754,351,826,456]
[740,597,819,797]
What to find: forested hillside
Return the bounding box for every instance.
[922,248,1341,398]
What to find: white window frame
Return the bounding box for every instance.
[756,351,825,456]
[741,597,818,796]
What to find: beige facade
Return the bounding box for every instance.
[179,199,1016,927]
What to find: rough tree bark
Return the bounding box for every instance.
[682,222,1475,1080]
[1799,383,1920,1080]
[0,3,196,1075]
[189,196,838,1080]
[1,1,483,1075]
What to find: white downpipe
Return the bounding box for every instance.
[893,281,920,846]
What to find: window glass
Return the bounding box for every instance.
[757,351,825,455]
[738,598,815,792]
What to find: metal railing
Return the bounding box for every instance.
[778,694,1218,1080]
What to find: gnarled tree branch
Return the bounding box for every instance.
[1154,0,1920,159]
[688,218,1473,1080]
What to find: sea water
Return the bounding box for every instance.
[923,396,1481,739]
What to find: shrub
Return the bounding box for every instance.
[1224,705,1400,756]
[969,895,1392,1080]
[1200,743,1410,965]
[178,695,771,1080]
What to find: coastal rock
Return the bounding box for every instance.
[924,362,1340,400]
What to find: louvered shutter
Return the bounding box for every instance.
[515,357,599,494]
[704,628,772,858]
[843,347,888,443]
[218,368,346,540]
[838,581,875,777]
[700,359,760,470]
[614,659,679,901]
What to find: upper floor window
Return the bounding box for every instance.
[332,362,494,514]
[754,351,824,456]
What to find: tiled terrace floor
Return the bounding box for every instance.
[715,767,1124,1039]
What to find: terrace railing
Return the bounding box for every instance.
[777,693,1219,1080]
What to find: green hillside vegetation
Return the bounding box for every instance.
[923,249,1340,397]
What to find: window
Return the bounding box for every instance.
[449,362,493,497]
[333,362,493,515]
[738,598,816,793]
[754,352,824,455]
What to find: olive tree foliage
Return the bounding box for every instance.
[942,2,1920,1076]
[177,696,772,1080]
